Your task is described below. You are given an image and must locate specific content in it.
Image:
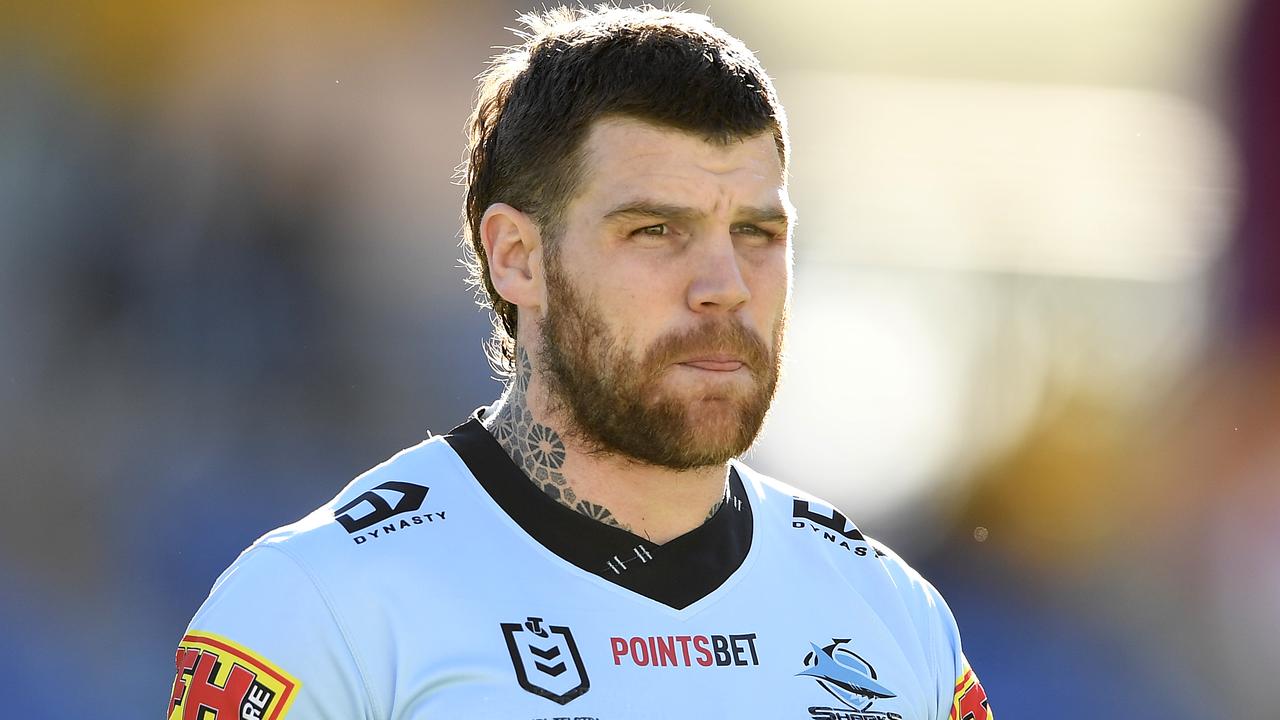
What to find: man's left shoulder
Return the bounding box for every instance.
[731,459,840,514]
[733,461,954,618]
[733,460,878,553]
[731,463,990,717]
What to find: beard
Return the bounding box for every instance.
[537,258,784,470]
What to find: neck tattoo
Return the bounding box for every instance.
[705,495,725,521]
[490,348,632,532]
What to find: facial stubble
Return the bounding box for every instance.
[537,258,784,470]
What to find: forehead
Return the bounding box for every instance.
[572,117,786,215]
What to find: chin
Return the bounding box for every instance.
[681,399,757,448]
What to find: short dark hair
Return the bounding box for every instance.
[460,5,789,375]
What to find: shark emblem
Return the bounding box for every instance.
[797,640,896,711]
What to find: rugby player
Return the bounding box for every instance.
[169,7,992,719]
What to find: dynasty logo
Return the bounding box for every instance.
[792,499,884,557]
[798,639,902,720]
[502,617,591,705]
[334,481,446,545]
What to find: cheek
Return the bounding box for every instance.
[746,250,791,305]
[744,257,791,353]
[567,275,659,353]
[596,260,687,316]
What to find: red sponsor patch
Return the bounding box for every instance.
[949,664,992,720]
[168,632,300,720]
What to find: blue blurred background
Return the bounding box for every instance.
[3,1,1277,717]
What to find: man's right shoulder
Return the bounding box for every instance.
[241,434,468,572]
[173,437,469,720]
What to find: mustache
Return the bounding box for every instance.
[643,319,772,373]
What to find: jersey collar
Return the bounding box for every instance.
[444,415,753,610]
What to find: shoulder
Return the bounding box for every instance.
[194,434,468,615]
[173,436,469,719]
[866,538,962,646]
[733,459,874,554]
[732,458,860,525]
[734,460,961,640]
[250,434,462,559]
[735,461,972,711]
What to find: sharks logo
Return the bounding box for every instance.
[798,639,901,719]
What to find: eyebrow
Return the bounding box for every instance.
[602,201,792,227]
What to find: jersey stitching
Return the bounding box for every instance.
[255,542,384,720]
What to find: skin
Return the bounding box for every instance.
[480,116,793,544]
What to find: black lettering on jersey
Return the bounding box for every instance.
[711,635,731,666]
[350,512,447,545]
[729,633,759,666]
[808,709,903,720]
[240,681,275,720]
[335,481,429,533]
[793,499,865,541]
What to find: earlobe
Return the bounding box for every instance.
[481,203,543,311]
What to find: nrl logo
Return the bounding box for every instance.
[501,617,591,705]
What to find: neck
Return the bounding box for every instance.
[483,348,728,544]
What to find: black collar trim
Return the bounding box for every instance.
[443,415,753,610]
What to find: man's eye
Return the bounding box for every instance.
[734,224,782,241]
[633,224,669,237]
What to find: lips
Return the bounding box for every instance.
[679,356,746,372]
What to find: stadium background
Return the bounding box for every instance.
[2,1,1277,716]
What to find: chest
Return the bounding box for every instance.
[347,532,942,720]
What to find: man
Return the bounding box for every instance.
[169,7,991,720]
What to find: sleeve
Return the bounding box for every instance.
[166,544,375,720]
[870,539,993,720]
[948,653,993,720]
[921,572,993,720]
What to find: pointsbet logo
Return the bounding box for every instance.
[168,632,299,720]
[609,633,760,667]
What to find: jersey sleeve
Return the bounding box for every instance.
[948,653,992,720]
[870,539,993,720]
[167,544,374,720]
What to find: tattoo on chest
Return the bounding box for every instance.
[491,349,632,532]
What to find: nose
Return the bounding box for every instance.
[687,234,750,313]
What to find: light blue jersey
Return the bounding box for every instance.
[169,418,991,720]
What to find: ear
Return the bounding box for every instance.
[481,203,545,315]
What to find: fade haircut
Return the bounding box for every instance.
[461,4,789,375]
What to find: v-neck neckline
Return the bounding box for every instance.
[443,416,755,610]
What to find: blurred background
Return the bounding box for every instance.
[1,0,1275,716]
